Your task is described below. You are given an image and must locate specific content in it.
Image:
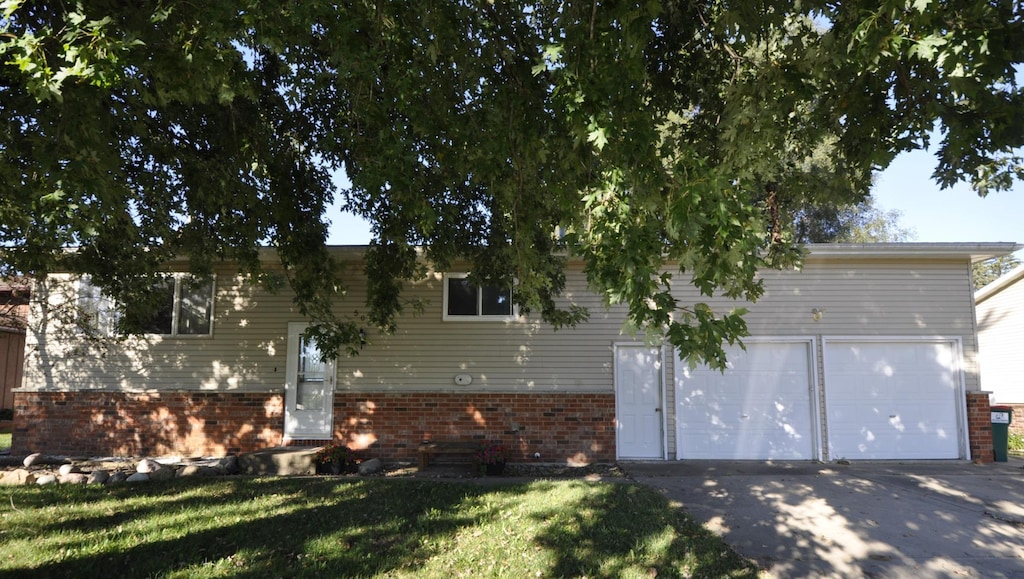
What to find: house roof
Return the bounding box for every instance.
[803,242,1021,262]
[306,242,1020,264]
[975,262,1024,304]
[67,241,1024,270]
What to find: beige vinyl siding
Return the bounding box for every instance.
[23,269,303,393]
[664,257,979,382]
[734,259,976,336]
[976,271,1024,403]
[21,261,630,394]
[337,263,626,393]
[22,252,981,401]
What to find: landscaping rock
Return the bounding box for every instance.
[87,470,110,485]
[126,472,150,483]
[60,473,89,485]
[107,471,128,484]
[23,453,42,467]
[218,455,239,474]
[136,458,162,473]
[148,466,175,482]
[177,465,219,478]
[58,464,82,476]
[36,474,57,485]
[358,458,383,475]
[0,468,36,486]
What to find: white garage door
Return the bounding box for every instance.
[825,340,962,460]
[676,341,817,460]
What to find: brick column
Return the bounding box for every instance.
[966,392,993,463]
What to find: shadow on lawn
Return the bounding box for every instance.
[4,478,477,577]
[530,482,758,578]
[2,477,757,578]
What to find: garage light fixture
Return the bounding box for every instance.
[811,308,825,321]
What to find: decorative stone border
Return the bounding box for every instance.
[0,454,240,486]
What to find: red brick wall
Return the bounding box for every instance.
[1006,403,1024,436]
[11,390,617,463]
[9,389,1002,464]
[326,392,617,464]
[966,392,993,463]
[11,391,284,457]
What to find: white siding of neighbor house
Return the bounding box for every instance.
[21,251,982,408]
[976,267,1024,403]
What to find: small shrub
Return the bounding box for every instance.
[313,442,352,465]
[1008,432,1024,453]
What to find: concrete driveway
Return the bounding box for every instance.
[623,459,1024,578]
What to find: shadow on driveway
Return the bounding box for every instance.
[623,459,1024,578]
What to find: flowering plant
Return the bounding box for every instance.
[314,442,352,465]
[472,441,509,471]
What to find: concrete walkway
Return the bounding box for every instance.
[623,459,1024,578]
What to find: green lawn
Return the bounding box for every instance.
[0,433,10,451]
[0,476,758,578]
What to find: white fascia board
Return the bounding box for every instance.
[804,242,1021,263]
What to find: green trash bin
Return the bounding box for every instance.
[991,405,1013,462]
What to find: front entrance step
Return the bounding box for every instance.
[238,446,319,476]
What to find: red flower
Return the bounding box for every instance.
[472,442,510,470]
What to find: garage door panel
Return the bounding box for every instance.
[825,341,961,460]
[677,341,816,460]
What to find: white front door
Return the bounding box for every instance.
[615,344,665,459]
[675,340,817,460]
[825,340,962,460]
[284,322,336,440]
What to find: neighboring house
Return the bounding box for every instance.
[11,243,1019,462]
[975,263,1024,434]
[0,281,30,412]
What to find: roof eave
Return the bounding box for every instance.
[805,242,1021,263]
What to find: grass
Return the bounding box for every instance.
[0,433,10,451]
[0,477,758,578]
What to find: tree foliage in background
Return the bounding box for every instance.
[791,196,916,244]
[973,255,1022,289]
[1,1,1022,365]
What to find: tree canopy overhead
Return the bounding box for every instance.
[2,1,1022,365]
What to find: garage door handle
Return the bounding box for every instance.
[654,408,661,412]
[740,414,750,419]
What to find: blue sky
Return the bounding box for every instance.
[326,153,1024,255]
[872,149,1023,252]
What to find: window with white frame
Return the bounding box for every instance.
[77,276,118,335]
[442,273,515,320]
[77,274,214,336]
